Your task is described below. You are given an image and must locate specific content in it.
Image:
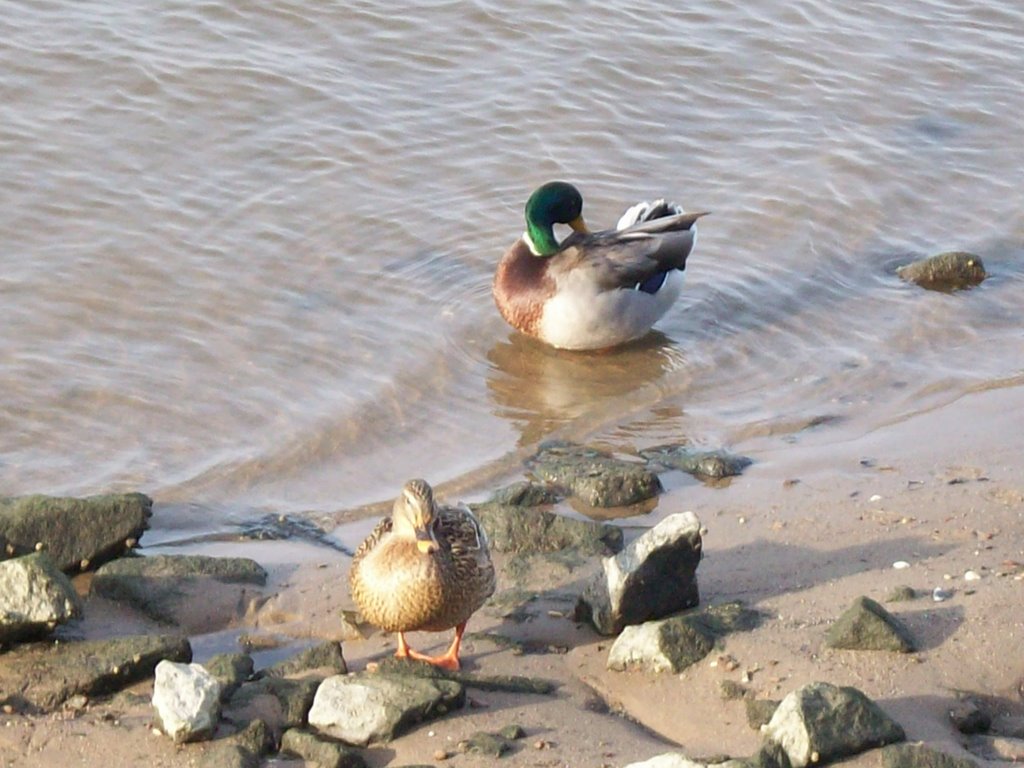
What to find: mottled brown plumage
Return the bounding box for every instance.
[349,478,495,669]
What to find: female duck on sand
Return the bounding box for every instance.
[493,181,706,351]
[349,479,495,670]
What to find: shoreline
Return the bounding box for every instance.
[2,383,1023,766]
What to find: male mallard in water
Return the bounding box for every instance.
[349,478,495,670]
[493,181,707,350]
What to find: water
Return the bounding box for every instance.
[3,0,1023,534]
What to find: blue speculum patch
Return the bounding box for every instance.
[637,271,668,294]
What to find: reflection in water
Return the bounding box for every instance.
[485,329,689,448]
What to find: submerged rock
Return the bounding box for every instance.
[261,641,347,678]
[280,728,368,768]
[487,481,563,507]
[826,596,916,652]
[0,634,191,712]
[608,602,763,673]
[641,444,752,480]
[0,492,151,571]
[91,554,267,632]
[527,441,662,507]
[0,552,83,644]
[897,251,986,291]
[472,501,623,555]
[152,660,222,743]
[576,512,703,635]
[307,671,464,746]
[763,681,905,768]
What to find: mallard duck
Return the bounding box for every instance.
[349,478,495,670]
[493,181,707,350]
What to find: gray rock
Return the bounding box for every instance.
[763,681,905,768]
[374,657,556,695]
[0,634,191,712]
[897,251,986,292]
[965,735,1024,762]
[576,512,702,635]
[0,493,151,571]
[641,445,752,480]
[307,671,464,746]
[746,698,781,729]
[881,743,981,768]
[499,723,527,740]
[825,596,916,652]
[224,718,273,757]
[205,653,254,701]
[261,641,347,678]
[226,676,320,733]
[527,441,662,507]
[608,602,762,673]
[885,585,917,602]
[948,698,991,734]
[458,730,512,757]
[487,481,563,507]
[92,554,267,631]
[152,660,222,743]
[471,501,623,555]
[195,744,259,768]
[281,728,367,768]
[0,552,83,643]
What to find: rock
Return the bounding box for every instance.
[897,251,986,291]
[499,723,527,740]
[0,493,151,571]
[280,728,368,768]
[91,554,267,632]
[825,596,916,652]
[641,445,752,480]
[881,743,981,768]
[608,602,762,673]
[307,671,464,746]
[196,744,259,768]
[746,698,780,729]
[965,735,1024,762]
[991,714,1024,738]
[488,481,562,507]
[763,681,905,768]
[224,718,274,757]
[471,501,623,555]
[576,512,703,635]
[0,634,191,712]
[458,730,512,757]
[152,660,222,743]
[205,653,254,701]
[374,655,557,694]
[885,585,917,602]
[622,755,707,768]
[527,441,662,507]
[226,676,320,733]
[0,552,83,643]
[261,641,347,678]
[948,698,991,734]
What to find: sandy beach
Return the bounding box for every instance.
[2,382,1022,767]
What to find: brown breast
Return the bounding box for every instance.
[492,239,554,338]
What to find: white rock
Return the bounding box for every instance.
[964,570,981,581]
[0,552,82,641]
[933,587,954,602]
[152,660,221,743]
[608,621,674,673]
[892,561,911,570]
[622,754,707,768]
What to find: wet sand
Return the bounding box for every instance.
[2,384,1023,767]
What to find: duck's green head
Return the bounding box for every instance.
[524,181,589,256]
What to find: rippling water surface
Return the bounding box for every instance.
[3,0,1023,529]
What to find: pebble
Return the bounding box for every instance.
[933,587,954,602]
[433,749,449,761]
[893,561,911,570]
[964,570,981,581]
[869,494,882,502]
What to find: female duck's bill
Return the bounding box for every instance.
[492,181,706,351]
